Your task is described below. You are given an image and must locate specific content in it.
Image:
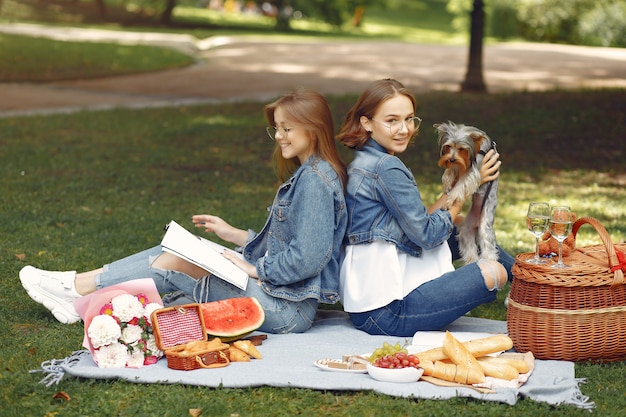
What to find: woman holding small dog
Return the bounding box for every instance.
[20,88,348,334]
[337,78,514,337]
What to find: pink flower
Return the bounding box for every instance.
[99,303,114,316]
[144,355,159,365]
[136,293,149,306]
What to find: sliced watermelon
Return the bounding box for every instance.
[201,297,265,339]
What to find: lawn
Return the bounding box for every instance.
[1,0,625,415]
[1,90,625,416]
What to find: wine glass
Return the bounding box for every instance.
[526,202,550,264]
[549,206,573,268]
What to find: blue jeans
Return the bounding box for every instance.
[349,233,515,337]
[95,245,318,334]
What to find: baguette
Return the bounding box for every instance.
[477,356,530,374]
[416,334,513,362]
[476,358,519,380]
[420,359,485,384]
[442,332,482,368]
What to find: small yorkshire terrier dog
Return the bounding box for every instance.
[435,121,499,264]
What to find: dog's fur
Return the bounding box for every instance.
[435,121,499,264]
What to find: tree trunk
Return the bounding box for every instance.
[95,0,106,18]
[274,0,291,31]
[461,0,487,93]
[161,0,177,25]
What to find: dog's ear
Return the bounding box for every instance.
[434,123,447,151]
[469,130,487,148]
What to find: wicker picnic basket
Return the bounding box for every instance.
[507,216,626,362]
[151,304,230,370]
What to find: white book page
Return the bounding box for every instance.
[160,220,248,290]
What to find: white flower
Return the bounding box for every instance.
[111,294,144,322]
[126,349,145,368]
[144,302,162,324]
[120,324,143,345]
[93,343,129,368]
[146,334,162,357]
[88,315,121,348]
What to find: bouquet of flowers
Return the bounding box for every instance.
[74,279,165,369]
[87,293,163,368]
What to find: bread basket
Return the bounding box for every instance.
[151,304,230,370]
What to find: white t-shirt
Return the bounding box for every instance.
[339,241,455,312]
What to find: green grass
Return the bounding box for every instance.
[1,90,625,416]
[0,32,194,82]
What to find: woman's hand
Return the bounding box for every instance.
[480,149,501,185]
[221,251,259,279]
[191,214,248,247]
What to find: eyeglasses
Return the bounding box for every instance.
[371,116,422,134]
[266,126,293,141]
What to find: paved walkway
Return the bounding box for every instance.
[1,22,626,118]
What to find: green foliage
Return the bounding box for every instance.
[446,0,626,46]
[516,0,626,47]
[578,1,626,47]
[1,89,626,416]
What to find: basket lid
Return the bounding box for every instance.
[151,304,207,350]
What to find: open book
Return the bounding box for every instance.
[160,220,248,290]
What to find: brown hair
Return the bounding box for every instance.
[264,89,347,189]
[336,78,416,149]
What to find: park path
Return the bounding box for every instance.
[1,22,625,117]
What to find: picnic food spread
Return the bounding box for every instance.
[317,332,533,390]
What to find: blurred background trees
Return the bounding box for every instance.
[2,0,624,47]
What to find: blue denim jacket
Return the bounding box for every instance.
[344,139,453,257]
[242,156,347,304]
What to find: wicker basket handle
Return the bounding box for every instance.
[194,349,230,369]
[571,216,625,285]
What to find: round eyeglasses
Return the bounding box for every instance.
[370,116,422,135]
[266,126,293,141]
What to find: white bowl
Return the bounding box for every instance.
[366,363,424,383]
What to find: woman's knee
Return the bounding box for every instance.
[477,260,507,291]
[152,253,207,279]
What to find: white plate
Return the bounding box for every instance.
[366,363,424,383]
[314,358,368,373]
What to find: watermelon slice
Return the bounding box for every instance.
[201,297,265,339]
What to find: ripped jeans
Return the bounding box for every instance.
[349,235,515,337]
[95,245,318,334]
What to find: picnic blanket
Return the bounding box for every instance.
[33,310,593,409]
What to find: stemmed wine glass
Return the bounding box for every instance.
[526,202,550,264]
[549,206,573,268]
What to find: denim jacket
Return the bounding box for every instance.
[344,139,453,257]
[242,156,347,304]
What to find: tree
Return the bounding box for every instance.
[161,0,177,25]
[461,0,487,92]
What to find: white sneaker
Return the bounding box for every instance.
[19,266,81,324]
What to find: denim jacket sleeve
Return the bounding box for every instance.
[256,167,336,286]
[377,155,453,249]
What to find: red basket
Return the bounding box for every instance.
[151,304,230,370]
[507,217,626,362]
